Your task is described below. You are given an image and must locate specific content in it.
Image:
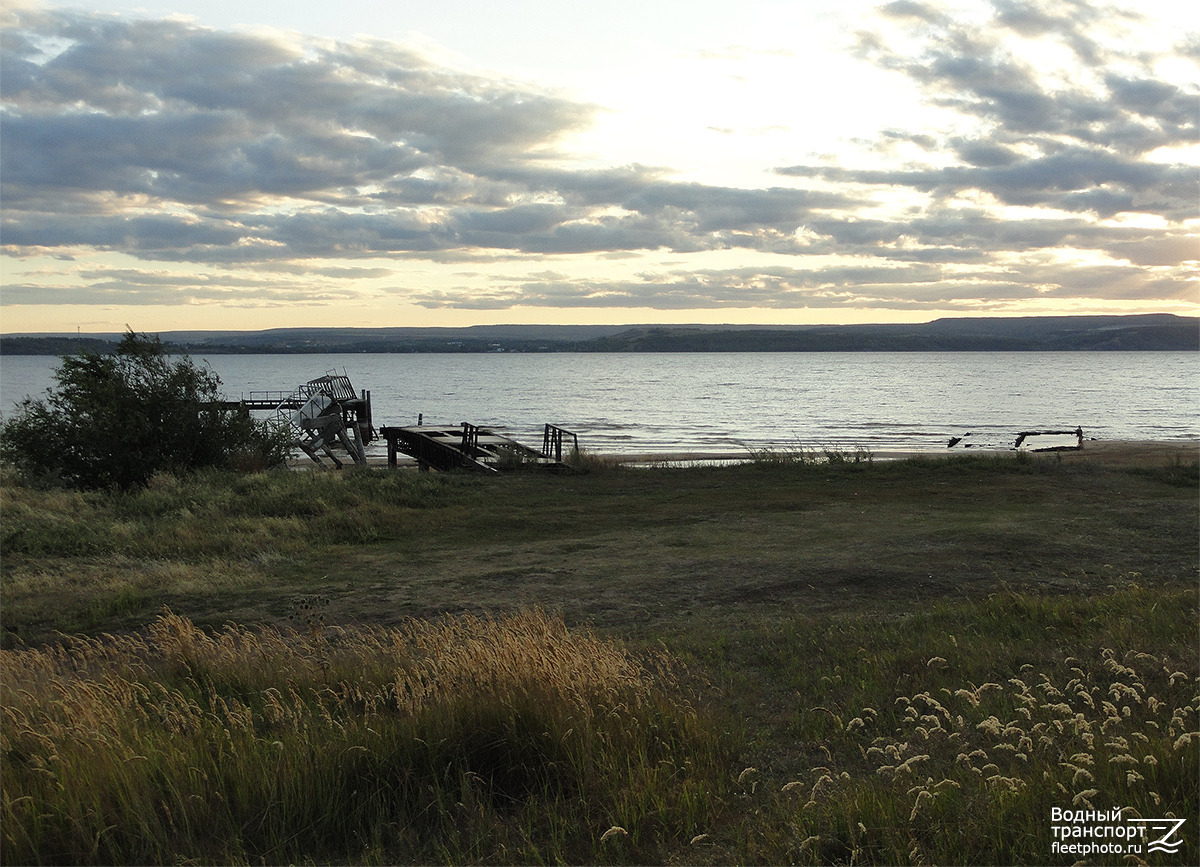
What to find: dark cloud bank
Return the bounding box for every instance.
[1,0,1196,313]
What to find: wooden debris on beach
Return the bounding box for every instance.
[379,422,578,472]
[947,427,1085,451]
[1014,427,1085,451]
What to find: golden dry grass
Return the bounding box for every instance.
[1,608,726,864]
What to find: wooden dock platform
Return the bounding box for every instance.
[379,423,574,472]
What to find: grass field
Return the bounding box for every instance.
[2,446,1197,864]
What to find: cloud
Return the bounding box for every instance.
[771,0,1198,275]
[1,9,859,266]
[778,149,1194,219]
[410,255,1193,311]
[1,16,589,211]
[0,1,1195,317]
[854,0,1197,159]
[0,264,371,306]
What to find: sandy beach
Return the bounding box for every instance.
[599,438,1199,467]
[332,437,1198,470]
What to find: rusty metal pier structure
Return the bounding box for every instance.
[231,372,376,468]
[230,369,578,472]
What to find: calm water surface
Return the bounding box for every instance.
[2,352,1196,456]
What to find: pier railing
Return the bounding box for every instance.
[542,424,579,463]
[461,422,480,453]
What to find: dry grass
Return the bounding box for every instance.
[1,608,727,865]
[661,584,1199,865]
[2,449,1196,863]
[771,646,1199,864]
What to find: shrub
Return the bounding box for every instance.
[0,331,290,490]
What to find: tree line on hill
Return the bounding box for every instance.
[2,314,1195,355]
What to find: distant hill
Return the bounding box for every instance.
[2,315,1196,355]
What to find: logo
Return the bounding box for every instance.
[1128,818,1188,855]
[1050,808,1188,860]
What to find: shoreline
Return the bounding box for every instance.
[306,437,1198,471]
[607,438,1198,467]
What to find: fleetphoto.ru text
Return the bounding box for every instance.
[1051,807,1187,860]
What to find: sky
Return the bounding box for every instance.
[0,0,1197,333]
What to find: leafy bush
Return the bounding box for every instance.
[0,331,290,490]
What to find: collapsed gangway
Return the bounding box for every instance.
[379,423,578,472]
[228,372,375,468]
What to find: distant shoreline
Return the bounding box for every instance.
[2,314,1197,355]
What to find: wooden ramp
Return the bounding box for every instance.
[379,423,571,472]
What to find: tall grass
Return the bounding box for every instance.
[771,646,1198,864]
[0,467,482,559]
[1,608,729,865]
[745,443,874,467]
[682,586,1200,865]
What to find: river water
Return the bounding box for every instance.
[1,351,1196,457]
